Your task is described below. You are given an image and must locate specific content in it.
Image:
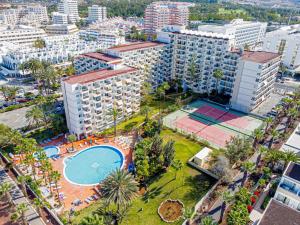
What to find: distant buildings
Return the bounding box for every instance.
[45,24,79,35]
[0,4,49,27]
[58,0,80,24]
[0,25,46,45]
[52,12,69,25]
[144,1,194,35]
[87,5,107,23]
[262,24,300,73]
[198,19,267,49]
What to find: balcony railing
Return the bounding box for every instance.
[279,182,300,196]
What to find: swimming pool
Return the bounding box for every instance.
[63,145,124,186]
[42,146,60,158]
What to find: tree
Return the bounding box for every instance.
[141,82,152,104]
[163,140,175,168]
[17,176,28,198]
[225,137,251,165]
[227,202,249,225]
[265,117,273,132]
[33,38,46,49]
[67,134,77,151]
[256,145,268,166]
[149,133,163,165]
[101,169,138,224]
[201,216,217,225]
[269,129,279,149]
[175,96,182,109]
[141,105,151,122]
[171,159,183,180]
[24,154,37,181]
[211,155,233,184]
[156,82,170,100]
[265,149,284,170]
[26,106,44,127]
[11,203,28,225]
[0,182,13,206]
[282,151,300,168]
[65,65,76,76]
[33,198,44,217]
[0,85,9,101]
[241,162,255,187]
[110,107,119,137]
[219,191,233,223]
[252,128,264,149]
[6,86,19,102]
[213,69,224,95]
[80,214,104,225]
[50,171,61,205]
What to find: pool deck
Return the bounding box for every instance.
[40,135,133,212]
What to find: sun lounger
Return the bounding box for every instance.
[53,186,62,190]
[85,198,91,204]
[92,194,99,200]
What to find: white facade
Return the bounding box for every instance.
[62,66,142,138]
[46,24,78,35]
[87,5,107,23]
[79,29,125,49]
[52,12,68,25]
[198,19,267,49]
[262,25,300,71]
[58,0,79,24]
[274,162,300,212]
[0,25,47,45]
[231,51,281,113]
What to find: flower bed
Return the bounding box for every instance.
[158,199,184,223]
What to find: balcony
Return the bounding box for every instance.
[279,182,300,196]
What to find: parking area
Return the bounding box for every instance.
[252,92,284,117]
[0,106,32,129]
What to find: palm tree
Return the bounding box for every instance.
[141,105,151,122]
[241,162,255,187]
[0,85,9,101]
[7,86,19,102]
[33,198,44,217]
[80,214,104,225]
[50,171,61,205]
[110,107,119,137]
[24,154,37,181]
[265,149,284,170]
[101,169,138,223]
[171,159,183,180]
[11,203,28,225]
[219,191,233,223]
[25,106,44,127]
[0,182,13,206]
[33,38,46,49]
[17,176,28,198]
[256,145,268,166]
[283,151,300,168]
[265,117,273,132]
[65,65,76,76]
[269,129,279,149]
[201,216,217,225]
[67,134,77,151]
[286,107,298,130]
[252,128,264,149]
[213,69,224,95]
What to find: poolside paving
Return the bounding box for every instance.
[39,136,133,212]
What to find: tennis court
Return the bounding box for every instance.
[163,100,263,148]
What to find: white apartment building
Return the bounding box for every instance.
[0,25,47,45]
[79,29,125,49]
[231,51,281,113]
[198,19,267,49]
[62,66,142,138]
[0,34,104,77]
[274,162,300,211]
[58,0,80,24]
[46,24,78,35]
[0,9,18,25]
[87,5,107,23]
[262,25,300,72]
[52,12,69,25]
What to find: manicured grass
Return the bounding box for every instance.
[69,129,216,225]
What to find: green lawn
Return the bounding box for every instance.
[70,129,216,225]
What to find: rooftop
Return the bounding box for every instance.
[108,41,165,52]
[284,162,300,182]
[242,51,280,64]
[258,199,300,225]
[80,52,122,63]
[281,124,300,154]
[63,66,137,85]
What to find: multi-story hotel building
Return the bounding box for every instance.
[52,12,69,25]
[231,51,281,112]
[62,65,142,138]
[262,24,300,72]
[58,0,79,24]
[144,1,194,35]
[198,19,267,49]
[87,5,107,23]
[0,25,47,45]
[45,24,79,35]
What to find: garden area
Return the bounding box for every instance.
[69,129,216,225]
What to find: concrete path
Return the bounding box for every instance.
[207,152,259,222]
[0,167,46,225]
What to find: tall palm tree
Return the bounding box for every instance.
[219,191,233,223]
[171,159,183,180]
[265,117,273,132]
[80,214,104,225]
[33,198,44,217]
[141,105,151,122]
[286,107,298,130]
[110,107,119,137]
[50,171,61,205]
[269,129,279,149]
[0,182,13,206]
[65,65,76,76]
[24,154,37,181]
[0,85,9,101]
[283,151,300,168]
[101,169,138,223]
[252,128,264,149]
[25,106,44,127]
[265,149,283,170]
[241,162,255,186]
[11,203,28,225]
[7,86,19,103]
[213,69,224,95]
[256,145,268,166]
[67,134,77,150]
[17,176,28,198]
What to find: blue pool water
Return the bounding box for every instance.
[43,146,60,158]
[64,145,124,186]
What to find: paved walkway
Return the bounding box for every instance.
[0,167,45,225]
[207,152,259,222]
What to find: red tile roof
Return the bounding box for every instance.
[80,52,122,63]
[63,66,137,85]
[242,51,280,64]
[108,41,165,52]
